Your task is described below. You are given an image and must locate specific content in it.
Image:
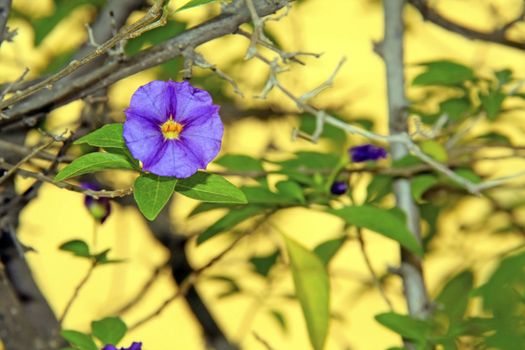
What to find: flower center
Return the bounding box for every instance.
[160,117,184,140]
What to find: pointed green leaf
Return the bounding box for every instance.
[282,235,330,350]
[91,317,127,345]
[480,90,505,121]
[59,240,91,258]
[329,205,423,255]
[436,270,473,322]
[269,309,288,334]
[249,250,280,277]
[197,206,265,245]
[413,60,474,86]
[176,0,217,12]
[366,174,393,203]
[375,312,431,342]
[313,236,347,266]
[60,330,98,350]
[242,186,298,205]
[276,180,305,204]
[175,172,247,204]
[54,152,135,181]
[215,154,267,186]
[411,174,438,202]
[74,124,125,149]
[133,173,177,221]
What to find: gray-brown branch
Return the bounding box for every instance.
[0,0,290,130]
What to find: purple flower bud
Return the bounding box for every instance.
[102,342,142,350]
[81,183,111,224]
[330,181,348,195]
[126,343,142,350]
[349,144,387,162]
[123,80,223,178]
[102,346,118,350]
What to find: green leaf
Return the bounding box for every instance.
[282,235,330,350]
[176,0,217,12]
[439,97,471,121]
[215,154,268,186]
[480,89,505,121]
[420,140,448,162]
[60,330,98,350]
[188,202,236,217]
[215,154,264,172]
[329,205,423,255]
[495,68,512,85]
[242,186,297,205]
[92,249,123,265]
[269,309,288,334]
[279,151,340,171]
[436,270,473,322]
[91,317,127,345]
[54,152,135,181]
[366,174,393,203]
[375,312,431,342]
[275,180,305,204]
[313,236,346,266]
[175,172,247,204]
[453,168,482,184]
[411,174,438,202]
[59,240,91,258]
[413,60,474,86]
[74,124,125,149]
[476,131,511,145]
[207,275,241,299]
[133,174,177,221]
[197,206,264,245]
[249,250,280,277]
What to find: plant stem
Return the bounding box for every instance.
[381,0,430,347]
[58,262,96,326]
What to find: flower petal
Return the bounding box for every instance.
[172,81,216,125]
[127,80,175,123]
[144,140,202,178]
[123,117,164,168]
[180,113,223,166]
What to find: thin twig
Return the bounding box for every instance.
[0,160,132,198]
[58,261,96,326]
[356,228,394,311]
[114,258,170,315]
[252,332,275,350]
[0,138,57,186]
[129,213,273,330]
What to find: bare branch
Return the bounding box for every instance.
[0,0,168,112]
[408,0,525,51]
[0,0,291,129]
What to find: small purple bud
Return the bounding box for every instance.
[126,343,142,350]
[102,342,142,350]
[81,183,111,224]
[102,346,118,350]
[349,144,387,163]
[330,181,348,195]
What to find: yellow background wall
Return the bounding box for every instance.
[1,0,525,349]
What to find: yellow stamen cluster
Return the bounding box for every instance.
[160,116,183,140]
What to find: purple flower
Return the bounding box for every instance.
[123,80,223,178]
[102,342,142,350]
[330,181,348,195]
[349,144,387,162]
[81,183,111,224]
